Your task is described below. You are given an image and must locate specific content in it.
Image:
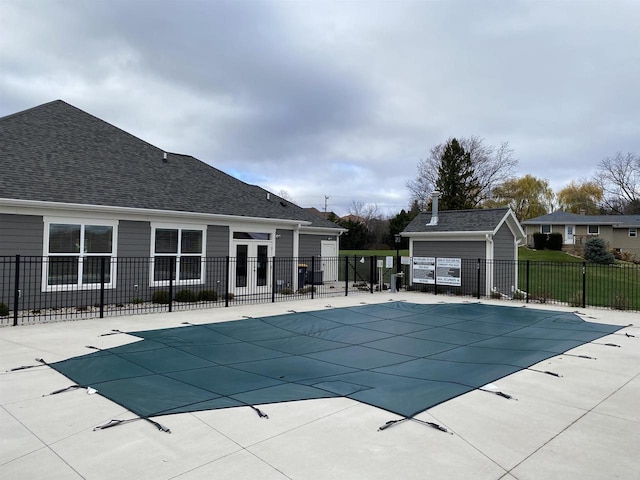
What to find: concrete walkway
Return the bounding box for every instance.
[1,293,638,479]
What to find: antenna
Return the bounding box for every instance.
[324,195,330,213]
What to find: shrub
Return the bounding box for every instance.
[547,233,563,251]
[298,286,316,295]
[131,297,144,304]
[152,290,171,304]
[533,233,547,250]
[280,287,294,295]
[611,294,630,310]
[583,237,615,265]
[225,292,235,301]
[175,289,197,302]
[197,290,218,302]
[0,302,9,317]
[512,290,526,300]
[568,291,583,308]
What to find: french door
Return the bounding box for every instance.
[234,242,270,294]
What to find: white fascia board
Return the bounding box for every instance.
[0,198,311,227]
[299,225,347,235]
[493,209,526,242]
[405,231,491,241]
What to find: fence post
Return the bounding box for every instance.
[168,257,174,313]
[13,255,20,326]
[344,256,349,296]
[311,256,315,299]
[526,260,530,304]
[99,257,105,318]
[434,256,438,296]
[476,258,481,299]
[225,256,230,307]
[582,262,586,308]
[271,257,276,303]
[370,256,376,294]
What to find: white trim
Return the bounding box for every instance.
[587,225,600,235]
[630,228,637,238]
[42,217,118,292]
[0,198,314,227]
[149,223,207,287]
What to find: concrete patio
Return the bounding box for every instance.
[1,293,638,480]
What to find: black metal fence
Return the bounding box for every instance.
[1,256,638,326]
[0,255,379,326]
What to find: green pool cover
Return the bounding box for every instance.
[50,302,622,421]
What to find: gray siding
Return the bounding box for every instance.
[118,221,150,257]
[413,240,485,258]
[0,214,43,255]
[299,234,322,258]
[206,225,229,257]
[494,223,515,261]
[275,229,293,257]
[412,240,486,296]
[492,223,517,295]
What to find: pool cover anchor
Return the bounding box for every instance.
[94,417,171,434]
[99,329,124,337]
[4,357,48,373]
[378,417,452,434]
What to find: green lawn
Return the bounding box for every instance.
[338,247,639,311]
[517,247,583,262]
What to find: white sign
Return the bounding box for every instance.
[400,256,411,265]
[385,256,394,268]
[436,257,461,286]
[412,257,435,284]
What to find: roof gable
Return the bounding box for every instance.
[0,100,339,229]
[522,211,640,227]
[402,208,525,242]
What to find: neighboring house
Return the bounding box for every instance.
[401,193,525,296]
[0,100,344,304]
[521,211,640,257]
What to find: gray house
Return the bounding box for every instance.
[521,211,640,257]
[401,195,525,297]
[0,100,344,305]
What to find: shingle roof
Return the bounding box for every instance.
[0,100,340,229]
[522,211,640,228]
[403,208,511,233]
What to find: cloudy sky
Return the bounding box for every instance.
[1,0,639,216]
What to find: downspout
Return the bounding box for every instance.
[485,233,494,297]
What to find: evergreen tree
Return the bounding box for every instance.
[435,138,480,210]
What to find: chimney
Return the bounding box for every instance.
[427,191,441,226]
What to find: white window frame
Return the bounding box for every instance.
[587,225,600,235]
[150,223,207,287]
[42,218,118,292]
[630,228,637,238]
[541,225,551,234]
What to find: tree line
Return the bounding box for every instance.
[335,137,639,250]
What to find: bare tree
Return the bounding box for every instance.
[407,136,517,210]
[593,152,640,213]
[348,200,380,228]
[278,189,294,202]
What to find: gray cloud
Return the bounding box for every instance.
[1,0,639,215]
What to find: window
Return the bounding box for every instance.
[151,225,205,285]
[587,225,599,235]
[44,220,117,291]
[630,228,637,238]
[541,225,551,234]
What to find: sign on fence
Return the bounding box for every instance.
[435,257,461,286]
[412,257,435,284]
[412,257,461,286]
